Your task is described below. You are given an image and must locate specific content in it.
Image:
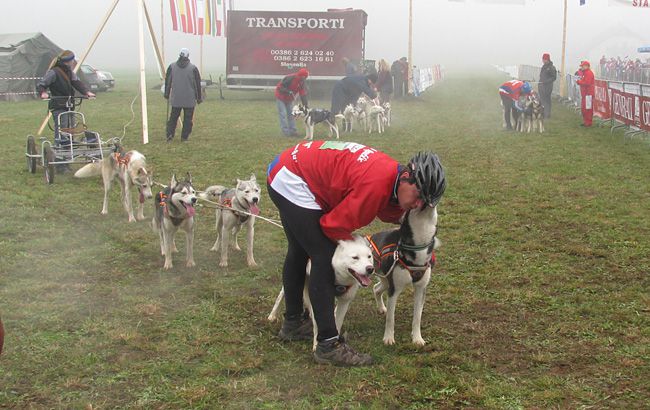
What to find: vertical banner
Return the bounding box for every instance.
[593,79,611,119]
[610,87,635,126]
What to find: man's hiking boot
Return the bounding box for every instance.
[313,338,373,367]
[278,313,313,341]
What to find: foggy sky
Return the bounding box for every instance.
[2,0,648,75]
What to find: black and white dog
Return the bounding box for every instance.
[292,105,341,140]
[152,173,197,270]
[369,205,441,346]
[524,92,545,133]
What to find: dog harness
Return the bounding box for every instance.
[366,235,436,282]
[115,151,147,204]
[219,189,252,223]
[157,191,184,226]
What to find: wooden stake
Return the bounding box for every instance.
[137,0,149,144]
[560,0,567,97]
[143,0,165,76]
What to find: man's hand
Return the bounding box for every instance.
[40,91,49,99]
[197,99,203,104]
[86,92,96,99]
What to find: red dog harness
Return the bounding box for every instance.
[366,235,436,282]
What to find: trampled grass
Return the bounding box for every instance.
[0,72,648,409]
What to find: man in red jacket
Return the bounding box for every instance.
[576,60,595,127]
[275,68,309,137]
[267,141,446,366]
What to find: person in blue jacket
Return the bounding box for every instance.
[330,73,378,115]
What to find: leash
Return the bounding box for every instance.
[196,196,284,229]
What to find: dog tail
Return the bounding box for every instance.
[74,161,102,178]
[197,185,228,201]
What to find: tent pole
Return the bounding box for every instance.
[138,0,150,144]
[559,0,568,98]
[143,0,165,77]
[161,0,165,63]
[37,0,121,136]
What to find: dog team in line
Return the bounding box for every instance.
[72,139,447,367]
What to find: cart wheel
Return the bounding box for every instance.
[43,145,55,184]
[26,135,38,173]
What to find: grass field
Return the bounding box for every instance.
[1,71,649,409]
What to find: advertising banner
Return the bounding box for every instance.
[593,79,611,119]
[226,10,367,79]
[608,0,650,8]
[639,95,650,132]
[610,88,636,125]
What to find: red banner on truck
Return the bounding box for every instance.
[226,10,367,82]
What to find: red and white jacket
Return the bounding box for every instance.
[267,141,404,241]
[499,80,525,101]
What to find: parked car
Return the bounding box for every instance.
[79,64,114,92]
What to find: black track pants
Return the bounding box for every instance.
[268,184,338,341]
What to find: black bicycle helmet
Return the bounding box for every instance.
[408,152,446,207]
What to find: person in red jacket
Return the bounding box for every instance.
[576,60,595,127]
[267,141,446,366]
[499,80,532,130]
[275,68,309,137]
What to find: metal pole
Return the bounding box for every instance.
[408,0,413,95]
[138,0,150,144]
[560,0,567,97]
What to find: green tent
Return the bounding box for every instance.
[0,32,62,102]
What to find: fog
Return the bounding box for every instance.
[2,0,648,75]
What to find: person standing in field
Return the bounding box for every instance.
[376,59,393,104]
[164,48,202,142]
[274,68,310,137]
[576,60,595,127]
[538,53,557,119]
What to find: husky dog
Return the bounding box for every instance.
[524,92,545,133]
[382,102,392,128]
[199,174,261,268]
[342,104,357,132]
[294,105,342,140]
[75,148,153,222]
[152,173,197,270]
[368,105,386,134]
[369,205,441,346]
[268,236,375,351]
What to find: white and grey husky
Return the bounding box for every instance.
[268,236,375,351]
[152,173,197,270]
[369,205,441,346]
[74,148,153,222]
[199,174,261,268]
[292,105,343,140]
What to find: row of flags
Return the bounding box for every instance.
[169,0,227,36]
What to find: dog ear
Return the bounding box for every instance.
[170,173,177,188]
[137,167,146,176]
[433,237,442,250]
[250,174,256,182]
[186,172,192,183]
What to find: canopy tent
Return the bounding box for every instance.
[0,32,62,102]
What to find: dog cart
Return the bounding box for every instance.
[25,96,118,184]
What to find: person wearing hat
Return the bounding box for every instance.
[37,50,96,145]
[576,60,595,127]
[330,73,378,117]
[499,79,533,131]
[267,141,446,366]
[275,68,310,137]
[538,53,557,119]
[164,48,202,142]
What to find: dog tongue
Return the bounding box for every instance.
[186,204,195,217]
[357,273,372,287]
[250,204,260,216]
[139,192,145,204]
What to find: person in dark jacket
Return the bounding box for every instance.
[538,53,557,119]
[275,68,309,137]
[37,50,95,144]
[391,59,404,98]
[342,57,359,76]
[164,48,202,142]
[330,74,378,116]
[376,59,393,104]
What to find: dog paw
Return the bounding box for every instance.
[210,245,218,252]
[377,307,387,315]
[383,336,396,346]
[247,260,257,268]
[101,210,108,215]
[128,216,136,223]
[136,215,146,221]
[412,337,426,347]
[267,313,278,322]
[233,245,242,251]
[219,261,228,268]
[163,262,173,270]
[186,260,196,268]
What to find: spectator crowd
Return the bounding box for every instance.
[599,55,650,84]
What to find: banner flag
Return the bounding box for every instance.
[170,0,226,35]
[196,0,205,35]
[608,0,649,7]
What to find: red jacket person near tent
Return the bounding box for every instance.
[275,68,309,137]
[576,60,595,127]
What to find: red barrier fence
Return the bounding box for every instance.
[593,79,611,120]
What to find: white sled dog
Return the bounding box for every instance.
[74,149,153,222]
[199,174,261,268]
[368,205,441,346]
[152,173,197,270]
[268,236,375,351]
